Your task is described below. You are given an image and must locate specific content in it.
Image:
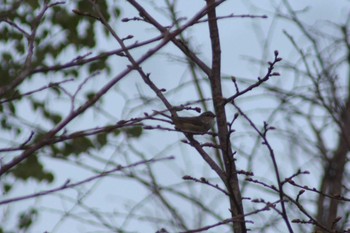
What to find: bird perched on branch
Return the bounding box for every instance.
[172,111,216,134]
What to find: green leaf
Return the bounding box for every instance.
[8,101,16,114]
[3,183,12,193]
[63,137,94,156]
[1,52,12,61]
[113,129,121,136]
[18,208,38,230]
[51,113,62,124]
[11,155,54,183]
[125,126,143,138]
[88,57,107,74]
[114,8,121,18]
[31,100,44,110]
[42,109,62,125]
[96,133,108,148]
[26,0,40,9]
[86,91,96,101]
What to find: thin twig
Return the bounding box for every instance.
[0,156,174,205]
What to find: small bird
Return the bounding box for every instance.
[172,111,216,134]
